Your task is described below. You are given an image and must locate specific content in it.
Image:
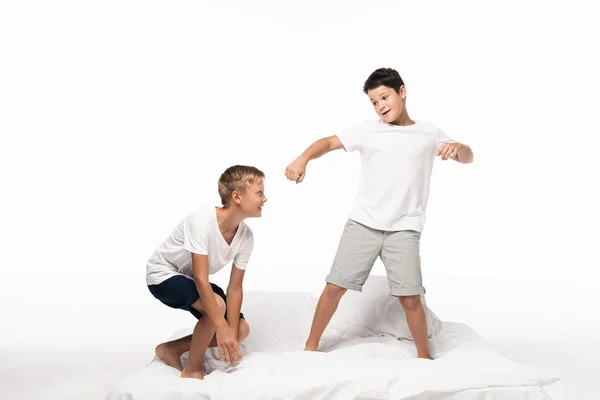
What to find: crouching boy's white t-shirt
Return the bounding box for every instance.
[146,206,254,285]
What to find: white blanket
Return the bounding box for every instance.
[106,322,557,400]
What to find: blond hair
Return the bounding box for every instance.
[218,165,265,207]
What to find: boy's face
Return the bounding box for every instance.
[236,178,267,218]
[367,85,406,124]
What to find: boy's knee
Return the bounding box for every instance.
[191,293,226,315]
[398,295,420,311]
[324,283,347,300]
[238,320,250,341]
[215,294,226,314]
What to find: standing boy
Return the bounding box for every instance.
[285,68,473,359]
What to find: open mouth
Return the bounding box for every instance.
[382,110,390,116]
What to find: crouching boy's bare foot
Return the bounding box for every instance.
[181,367,205,380]
[155,343,184,371]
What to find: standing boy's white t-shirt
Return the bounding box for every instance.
[146,206,254,285]
[337,119,454,232]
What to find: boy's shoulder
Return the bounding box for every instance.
[184,206,216,227]
[413,120,440,135]
[415,119,434,128]
[238,220,254,239]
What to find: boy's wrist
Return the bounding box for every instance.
[215,320,229,330]
[296,155,310,164]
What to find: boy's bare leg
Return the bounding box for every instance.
[155,334,192,371]
[399,295,432,359]
[305,283,347,351]
[155,293,223,372]
[156,319,250,373]
[181,317,216,379]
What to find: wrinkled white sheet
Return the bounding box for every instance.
[106,322,557,400]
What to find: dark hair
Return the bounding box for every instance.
[218,165,265,207]
[363,68,404,94]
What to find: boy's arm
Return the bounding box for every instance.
[192,253,240,363]
[192,253,227,326]
[226,265,245,339]
[437,142,474,164]
[285,135,344,183]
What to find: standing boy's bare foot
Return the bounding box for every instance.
[304,342,319,351]
[181,369,204,380]
[155,343,183,371]
[418,353,433,360]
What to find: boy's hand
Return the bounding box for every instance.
[285,157,308,183]
[216,323,241,364]
[437,142,464,161]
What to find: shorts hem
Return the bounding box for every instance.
[390,286,426,296]
[325,274,363,292]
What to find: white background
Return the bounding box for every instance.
[1,1,599,398]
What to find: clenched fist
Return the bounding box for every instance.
[285,158,308,183]
[437,142,464,161]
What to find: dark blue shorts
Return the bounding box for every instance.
[148,275,244,320]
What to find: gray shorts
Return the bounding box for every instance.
[326,219,425,296]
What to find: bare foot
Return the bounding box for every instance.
[304,343,319,351]
[181,368,204,380]
[418,353,433,360]
[155,343,183,371]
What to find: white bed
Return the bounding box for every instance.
[106,277,558,400]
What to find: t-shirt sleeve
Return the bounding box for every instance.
[182,215,209,255]
[336,122,370,152]
[435,125,455,147]
[233,233,254,270]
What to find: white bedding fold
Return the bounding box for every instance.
[106,322,557,400]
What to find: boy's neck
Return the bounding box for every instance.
[389,109,415,126]
[216,206,244,233]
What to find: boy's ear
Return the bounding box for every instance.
[231,190,242,205]
[400,85,407,100]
